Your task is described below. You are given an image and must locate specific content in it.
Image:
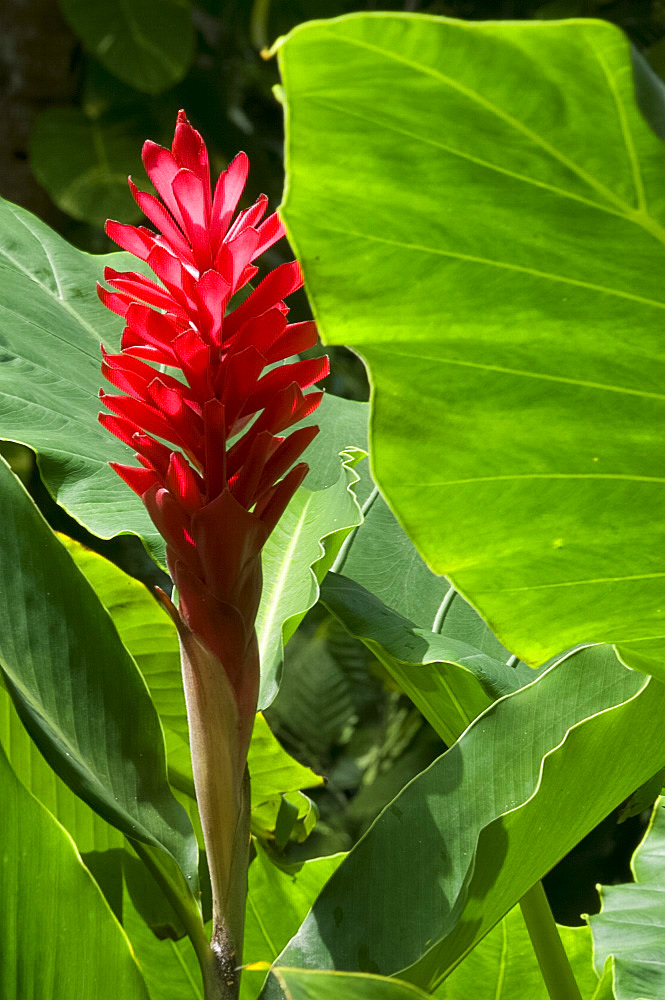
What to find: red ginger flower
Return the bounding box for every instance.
[98,111,328,732]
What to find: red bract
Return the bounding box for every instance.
[99,111,328,730]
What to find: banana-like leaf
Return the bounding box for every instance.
[277,13,665,679]
[256,450,363,708]
[590,795,665,999]
[265,645,665,991]
[0,742,150,999]
[0,676,123,855]
[0,459,199,907]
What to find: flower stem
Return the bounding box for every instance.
[519,881,583,1000]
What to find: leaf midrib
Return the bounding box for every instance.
[321,23,665,237]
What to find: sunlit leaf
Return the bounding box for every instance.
[0,742,150,999]
[278,13,665,679]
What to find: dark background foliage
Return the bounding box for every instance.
[2,0,663,924]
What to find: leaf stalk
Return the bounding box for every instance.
[519,881,583,1000]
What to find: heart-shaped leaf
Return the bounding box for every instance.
[277,14,665,679]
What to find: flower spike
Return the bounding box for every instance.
[98,111,327,999]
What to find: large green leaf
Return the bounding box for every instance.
[436,905,611,999]
[0,196,162,556]
[122,877,204,1000]
[0,742,150,999]
[61,535,193,790]
[277,14,665,678]
[321,572,535,744]
[266,645,665,991]
[58,0,194,94]
[0,678,123,855]
[243,844,345,1000]
[590,796,665,999]
[0,459,198,899]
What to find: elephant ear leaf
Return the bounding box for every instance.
[277,13,665,681]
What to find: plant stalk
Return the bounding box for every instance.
[519,881,583,1000]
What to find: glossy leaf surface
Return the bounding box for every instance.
[270,645,665,990]
[0,677,123,855]
[256,452,363,708]
[278,14,665,678]
[0,743,150,999]
[269,969,431,1000]
[0,459,197,891]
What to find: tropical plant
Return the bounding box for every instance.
[1,8,665,1000]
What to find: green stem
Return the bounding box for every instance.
[130,840,222,1000]
[519,881,583,1000]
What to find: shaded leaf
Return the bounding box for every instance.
[58,0,195,94]
[0,676,123,855]
[0,742,150,999]
[269,645,665,989]
[30,108,152,226]
[321,571,536,744]
[269,969,431,1000]
[243,844,345,1000]
[257,450,363,709]
[0,196,162,557]
[0,459,198,899]
[122,865,205,1000]
[278,14,665,679]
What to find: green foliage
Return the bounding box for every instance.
[0,459,198,894]
[321,571,536,744]
[590,796,665,999]
[277,13,665,680]
[243,844,345,1000]
[436,905,612,999]
[269,969,431,1000]
[272,646,664,990]
[0,195,162,556]
[256,448,363,708]
[6,8,665,1000]
[0,742,150,999]
[61,534,329,849]
[57,0,195,94]
[30,108,154,226]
